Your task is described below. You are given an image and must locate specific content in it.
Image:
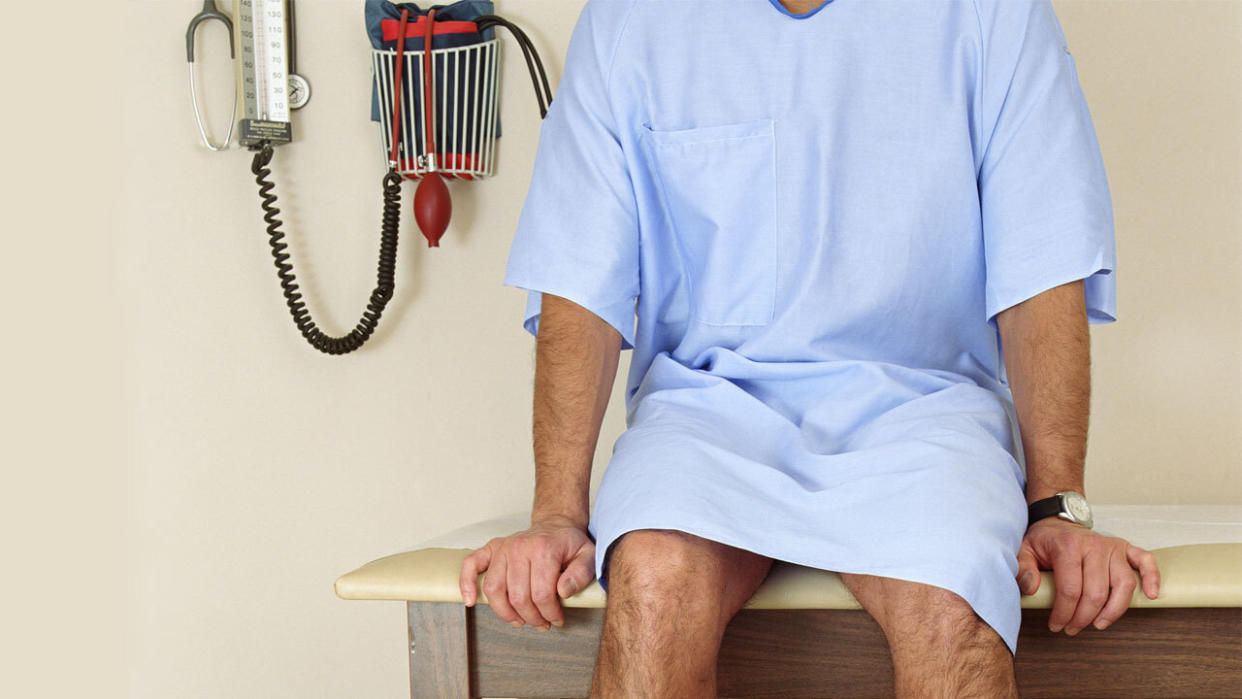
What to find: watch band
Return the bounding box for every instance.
[1027,494,1066,527]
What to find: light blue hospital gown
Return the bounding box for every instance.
[502,0,1117,656]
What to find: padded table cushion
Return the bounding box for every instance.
[335,505,1242,609]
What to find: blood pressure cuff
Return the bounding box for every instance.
[365,0,502,173]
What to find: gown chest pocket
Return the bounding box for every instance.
[642,118,778,326]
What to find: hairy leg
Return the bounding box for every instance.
[591,529,774,698]
[839,572,1019,699]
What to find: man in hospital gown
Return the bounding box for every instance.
[476,0,1162,692]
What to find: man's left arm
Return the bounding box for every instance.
[996,279,1161,636]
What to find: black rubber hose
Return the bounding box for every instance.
[250,142,405,355]
[474,15,553,118]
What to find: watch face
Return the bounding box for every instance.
[1063,492,1091,522]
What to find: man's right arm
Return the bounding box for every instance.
[459,292,621,627]
[530,292,623,530]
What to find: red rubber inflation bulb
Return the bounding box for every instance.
[412,7,451,247]
[414,172,451,247]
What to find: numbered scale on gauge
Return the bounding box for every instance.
[236,0,294,147]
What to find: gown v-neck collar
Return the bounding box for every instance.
[766,0,835,20]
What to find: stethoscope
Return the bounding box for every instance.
[185,0,311,151]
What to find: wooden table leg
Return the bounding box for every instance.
[409,601,471,698]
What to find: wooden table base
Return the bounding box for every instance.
[407,602,1242,698]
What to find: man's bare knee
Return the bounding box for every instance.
[890,593,1014,699]
[609,529,717,602]
[838,573,1014,697]
[849,576,1009,667]
[607,528,770,629]
[840,572,986,642]
[593,529,733,698]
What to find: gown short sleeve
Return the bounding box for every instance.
[976,0,1118,327]
[501,0,640,350]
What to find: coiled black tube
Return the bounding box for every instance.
[251,141,404,355]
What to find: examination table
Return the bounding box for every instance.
[335,505,1242,698]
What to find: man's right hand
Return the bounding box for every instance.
[459,514,597,631]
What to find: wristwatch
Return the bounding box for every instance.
[1027,490,1094,529]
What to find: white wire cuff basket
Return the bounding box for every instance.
[371,37,502,181]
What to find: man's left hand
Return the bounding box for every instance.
[1016,517,1162,635]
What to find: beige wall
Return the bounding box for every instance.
[6,1,1236,697]
[1062,0,1240,503]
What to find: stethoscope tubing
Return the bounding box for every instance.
[186,0,237,151]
